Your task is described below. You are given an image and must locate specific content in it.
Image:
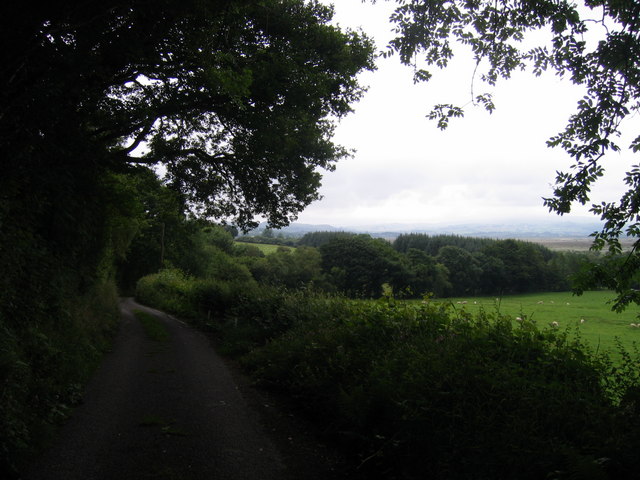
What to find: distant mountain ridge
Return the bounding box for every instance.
[255,219,605,240]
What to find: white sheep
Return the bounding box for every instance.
[580,318,585,324]
[630,323,638,328]
[515,317,523,323]
[550,321,559,328]
[537,301,544,304]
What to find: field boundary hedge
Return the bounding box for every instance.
[135,270,640,480]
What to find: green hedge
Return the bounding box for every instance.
[135,270,640,479]
[242,300,640,480]
[135,268,297,351]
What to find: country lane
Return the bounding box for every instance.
[25,298,336,480]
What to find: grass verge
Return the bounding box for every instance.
[134,310,170,343]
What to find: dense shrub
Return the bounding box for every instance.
[245,246,324,289]
[1,281,120,477]
[136,268,198,318]
[0,170,140,477]
[241,299,640,480]
[137,266,337,354]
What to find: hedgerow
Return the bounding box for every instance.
[1,281,120,477]
[241,299,640,480]
[135,271,640,479]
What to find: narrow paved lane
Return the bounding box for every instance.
[26,299,290,480]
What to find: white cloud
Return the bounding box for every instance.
[297,1,636,227]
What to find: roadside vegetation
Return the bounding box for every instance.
[134,224,640,480]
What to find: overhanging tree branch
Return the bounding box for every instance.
[382,0,640,312]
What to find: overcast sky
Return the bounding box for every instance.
[295,0,636,228]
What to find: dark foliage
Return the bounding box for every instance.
[297,230,361,247]
[240,297,640,480]
[1,0,374,228]
[0,1,373,475]
[394,233,494,255]
[389,234,594,297]
[320,235,409,298]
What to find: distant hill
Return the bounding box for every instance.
[254,218,605,241]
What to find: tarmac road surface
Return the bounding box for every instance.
[25,298,343,480]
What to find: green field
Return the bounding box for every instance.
[236,242,292,255]
[435,291,640,356]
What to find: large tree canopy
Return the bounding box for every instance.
[0,3,373,472]
[1,0,374,229]
[381,0,640,310]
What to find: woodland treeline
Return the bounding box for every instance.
[236,230,596,298]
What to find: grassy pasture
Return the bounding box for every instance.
[435,290,640,357]
[235,242,292,255]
